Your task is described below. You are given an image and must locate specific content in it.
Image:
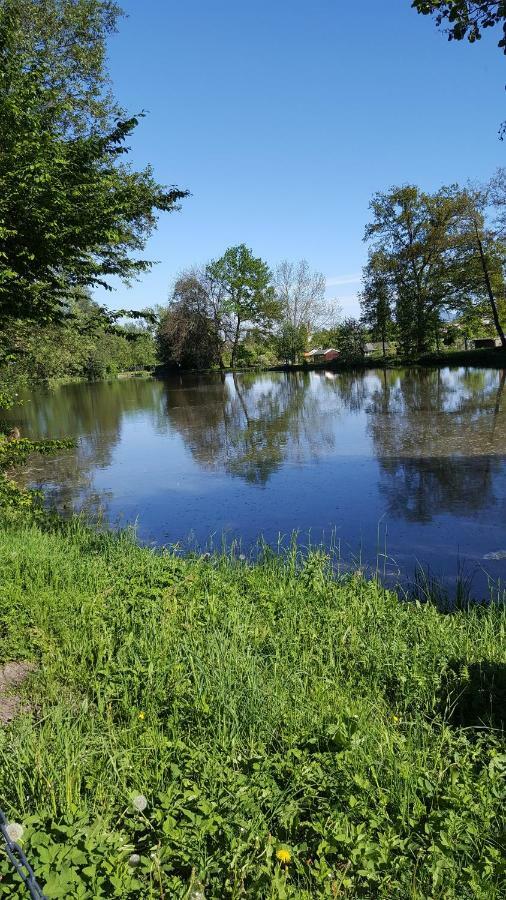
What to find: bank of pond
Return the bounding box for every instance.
[4,363,506,598]
[0,513,504,898]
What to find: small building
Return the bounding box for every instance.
[364,341,394,357]
[303,347,340,364]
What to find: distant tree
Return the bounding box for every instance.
[157,274,224,369]
[448,184,506,347]
[157,301,222,370]
[364,185,466,354]
[206,245,281,367]
[274,322,308,364]
[336,318,367,359]
[274,260,339,333]
[359,256,396,357]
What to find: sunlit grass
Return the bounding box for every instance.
[0,518,504,897]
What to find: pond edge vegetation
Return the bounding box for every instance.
[0,446,505,898]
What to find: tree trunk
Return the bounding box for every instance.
[473,219,506,349]
[231,318,241,368]
[381,326,386,358]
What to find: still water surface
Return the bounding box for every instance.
[6,367,506,596]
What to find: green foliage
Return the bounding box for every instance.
[274,322,308,364]
[412,1,506,50]
[0,0,188,325]
[0,517,504,896]
[0,434,74,522]
[360,256,396,354]
[363,181,506,354]
[157,275,223,370]
[207,245,281,366]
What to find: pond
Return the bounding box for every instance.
[5,366,506,598]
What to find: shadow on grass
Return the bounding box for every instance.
[439,661,506,730]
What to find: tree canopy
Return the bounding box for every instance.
[412,1,506,50]
[0,0,188,326]
[206,245,281,366]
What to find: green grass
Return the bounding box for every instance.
[0,516,504,898]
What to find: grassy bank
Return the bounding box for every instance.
[0,513,504,898]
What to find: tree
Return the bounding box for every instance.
[447,184,506,347]
[364,185,466,354]
[336,318,367,359]
[489,167,506,237]
[360,255,396,357]
[206,245,281,367]
[274,322,308,364]
[412,2,506,48]
[0,0,188,326]
[274,259,339,333]
[157,278,222,370]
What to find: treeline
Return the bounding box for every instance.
[156,171,505,370]
[2,291,156,389]
[1,0,505,400]
[360,175,506,355]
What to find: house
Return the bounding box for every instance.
[303,347,340,364]
[364,342,394,357]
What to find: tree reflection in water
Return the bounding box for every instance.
[367,367,506,522]
[163,371,337,485]
[4,378,164,516]
[4,367,506,545]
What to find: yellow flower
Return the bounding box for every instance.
[392,715,400,724]
[138,711,145,720]
[276,848,291,865]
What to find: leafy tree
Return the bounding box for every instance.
[412,1,506,48]
[489,166,506,236]
[0,0,188,326]
[274,322,308,364]
[336,317,367,359]
[206,245,281,367]
[447,184,506,346]
[359,255,396,356]
[157,297,222,370]
[364,185,466,354]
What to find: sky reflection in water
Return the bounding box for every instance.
[7,366,506,598]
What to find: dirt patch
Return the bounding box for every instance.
[0,661,36,725]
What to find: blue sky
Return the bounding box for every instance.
[98,0,505,317]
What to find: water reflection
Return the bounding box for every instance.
[162,371,336,485]
[367,368,506,523]
[4,367,506,589]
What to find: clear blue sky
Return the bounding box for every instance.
[97,0,505,317]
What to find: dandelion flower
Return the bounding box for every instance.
[138,711,145,720]
[6,822,24,843]
[132,794,148,812]
[128,853,141,868]
[276,847,291,865]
